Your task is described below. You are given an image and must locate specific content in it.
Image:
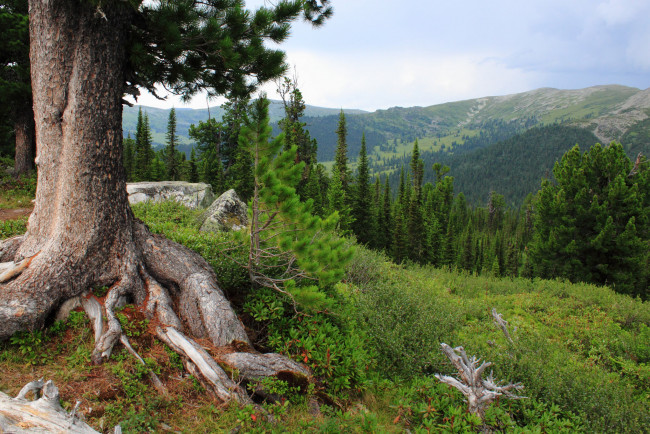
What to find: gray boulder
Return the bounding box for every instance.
[127,181,215,209]
[200,189,248,232]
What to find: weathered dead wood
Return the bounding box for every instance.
[0,380,99,433]
[491,308,514,343]
[435,343,524,419]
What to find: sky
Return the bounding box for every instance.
[129,0,650,112]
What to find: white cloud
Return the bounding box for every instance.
[259,50,537,110]
[596,0,648,26]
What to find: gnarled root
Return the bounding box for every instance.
[0,220,311,406]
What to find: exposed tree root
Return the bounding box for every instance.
[157,326,252,403]
[0,253,36,283]
[0,220,311,408]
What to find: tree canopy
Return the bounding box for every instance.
[530,143,649,297]
[125,0,332,103]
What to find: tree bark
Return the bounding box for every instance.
[0,0,308,404]
[13,104,35,176]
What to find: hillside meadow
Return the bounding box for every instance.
[1,198,647,433]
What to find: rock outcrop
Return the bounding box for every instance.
[127,181,215,209]
[200,189,248,232]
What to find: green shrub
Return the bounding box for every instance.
[245,287,371,398]
[351,261,462,379]
[390,376,584,432]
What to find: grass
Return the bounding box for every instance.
[0,166,36,209]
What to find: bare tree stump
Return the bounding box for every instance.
[435,343,525,419]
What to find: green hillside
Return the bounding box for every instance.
[2,202,648,432]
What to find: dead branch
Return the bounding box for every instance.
[435,343,525,419]
[491,308,513,343]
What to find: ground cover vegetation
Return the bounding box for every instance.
[1,195,647,432]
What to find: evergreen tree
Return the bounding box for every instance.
[0,0,35,173]
[327,165,353,235]
[123,133,135,181]
[371,176,382,249]
[407,140,426,262]
[333,110,349,192]
[277,76,318,198]
[237,96,352,308]
[381,176,393,251]
[188,147,199,183]
[351,133,373,245]
[530,143,649,297]
[165,107,179,180]
[188,117,225,193]
[231,138,255,201]
[134,108,153,181]
[391,204,408,263]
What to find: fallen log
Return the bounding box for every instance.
[0,379,99,433]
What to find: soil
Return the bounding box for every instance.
[0,207,33,221]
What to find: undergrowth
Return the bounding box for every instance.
[0,200,647,432]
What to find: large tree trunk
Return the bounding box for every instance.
[13,104,35,176]
[0,0,308,405]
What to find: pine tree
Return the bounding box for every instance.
[351,133,373,245]
[530,143,649,296]
[236,96,352,308]
[165,107,179,180]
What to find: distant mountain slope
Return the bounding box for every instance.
[299,85,650,165]
[121,85,650,206]
[431,125,602,207]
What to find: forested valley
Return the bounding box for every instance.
[0,0,649,433]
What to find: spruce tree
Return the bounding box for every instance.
[381,176,393,251]
[333,110,349,192]
[351,133,373,245]
[134,108,153,181]
[188,147,199,183]
[327,165,353,236]
[407,140,426,262]
[123,133,135,181]
[277,76,318,198]
[188,117,225,193]
[165,107,179,180]
[391,203,408,263]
